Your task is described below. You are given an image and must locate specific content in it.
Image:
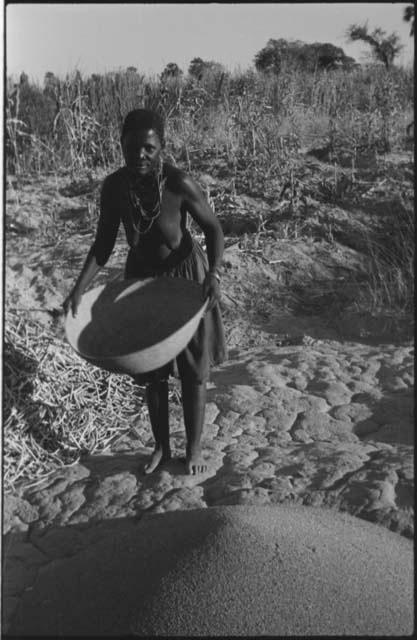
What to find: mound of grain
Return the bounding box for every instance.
[9,506,413,636]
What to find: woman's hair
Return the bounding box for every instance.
[121,108,165,145]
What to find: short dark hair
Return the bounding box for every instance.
[121,109,165,145]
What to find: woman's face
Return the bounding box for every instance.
[122,128,162,177]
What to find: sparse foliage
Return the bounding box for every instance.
[346,23,404,68]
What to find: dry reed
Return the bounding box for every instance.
[3,311,149,492]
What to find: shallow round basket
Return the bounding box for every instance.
[65,277,208,375]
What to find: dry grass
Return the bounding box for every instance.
[3,311,149,491]
[359,197,414,314]
[6,64,413,177]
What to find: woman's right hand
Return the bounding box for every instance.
[63,287,83,317]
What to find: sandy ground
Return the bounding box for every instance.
[3,163,414,636]
[3,338,414,634]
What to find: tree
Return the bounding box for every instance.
[44,71,56,85]
[254,39,356,74]
[43,71,59,96]
[254,39,288,74]
[340,56,358,70]
[311,43,356,70]
[16,79,57,137]
[188,57,224,80]
[404,5,414,37]
[160,62,183,82]
[346,23,404,69]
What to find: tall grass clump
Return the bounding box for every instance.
[361,195,414,314]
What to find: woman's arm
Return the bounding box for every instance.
[62,248,101,317]
[179,173,224,309]
[63,175,121,316]
[180,174,224,268]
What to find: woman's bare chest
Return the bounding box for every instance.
[158,187,184,234]
[121,180,185,249]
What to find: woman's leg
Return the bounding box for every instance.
[144,378,171,474]
[181,377,208,475]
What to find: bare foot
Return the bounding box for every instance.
[144,447,171,474]
[185,449,208,475]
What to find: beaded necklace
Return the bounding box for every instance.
[126,162,166,244]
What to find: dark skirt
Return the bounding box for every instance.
[125,231,227,384]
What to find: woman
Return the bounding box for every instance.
[63,108,226,476]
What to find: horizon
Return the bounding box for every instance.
[6,3,414,84]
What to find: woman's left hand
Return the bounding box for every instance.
[203,273,221,311]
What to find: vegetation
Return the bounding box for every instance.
[4,310,149,489]
[254,39,356,74]
[346,23,404,69]
[161,62,183,81]
[6,62,413,177]
[188,57,225,80]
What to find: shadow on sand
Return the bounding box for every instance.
[3,505,413,637]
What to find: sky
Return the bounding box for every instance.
[6,3,414,82]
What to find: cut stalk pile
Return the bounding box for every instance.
[3,311,149,492]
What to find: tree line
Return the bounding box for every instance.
[152,8,415,79]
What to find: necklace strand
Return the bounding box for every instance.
[127,163,166,238]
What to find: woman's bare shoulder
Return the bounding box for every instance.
[163,162,199,197]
